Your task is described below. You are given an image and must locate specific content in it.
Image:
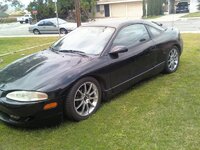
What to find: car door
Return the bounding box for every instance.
[37,21,45,34]
[44,21,58,33]
[108,24,157,92]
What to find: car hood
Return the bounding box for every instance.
[0,50,94,91]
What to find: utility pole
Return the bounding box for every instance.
[74,0,81,27]
[53,0,60,37]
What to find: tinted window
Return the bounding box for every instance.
[113,24,150,48]
[45,21,54,26]
[38,21,45,26]
[147,25,162,38]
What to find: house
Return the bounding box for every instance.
[95,0,143,18]
[189,0,199,12]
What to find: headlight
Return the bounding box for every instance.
[6,91,48,102]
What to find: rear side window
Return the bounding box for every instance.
[45,21,54,26]
[113,24,150,48]
[147,25,162,38]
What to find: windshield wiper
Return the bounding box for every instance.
[50,46,59,53]
[59,50,88,56]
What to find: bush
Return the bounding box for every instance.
[0,12,9,18]
[0,17,17,24]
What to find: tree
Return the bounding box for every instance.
[168,0,175,14]
[144,0,165,16]
[142,0,146,17]
[27,0,95,21]
[198,0,200,10]
[0,0,23,13]
[27,0,55,20]
[80,0,96,20]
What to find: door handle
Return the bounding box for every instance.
[139,39,146,42]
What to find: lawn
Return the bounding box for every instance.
[0,34,200,150]
[0,37,58,68]
[182,12,200,18]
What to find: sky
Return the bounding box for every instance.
[19,0,32,6]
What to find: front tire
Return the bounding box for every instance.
[164,46,180,73]
[64,77,101,121]
[33,29,40,35]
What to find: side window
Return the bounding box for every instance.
[147,25,162,38]
[45,21,55,26]
[38,21,45,26]
[113,24,150,48]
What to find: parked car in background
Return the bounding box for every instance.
[0,20,183,127]
[28,18,77,34]
[176,2,189,13]
[17,14,32,24]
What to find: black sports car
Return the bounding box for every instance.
[0,20,183,127]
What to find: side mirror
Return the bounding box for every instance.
[109,46,128,55]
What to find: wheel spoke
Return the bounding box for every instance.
[83,83,87,94]
[75,98,83,101]
[81,103,86,114]
[78,90,84,96]
[88,100,95,107]
[87,83,93,94]
[86,103,90,114]
[89,90,96,96]
[76,101,84,110]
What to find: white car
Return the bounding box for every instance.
[17,14,32,24]
[28,18,77,34]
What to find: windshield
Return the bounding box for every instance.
[51,26,115,55]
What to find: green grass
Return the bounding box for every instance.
[182,12,200,18]
[0,37,58,68]
[0,34,200,150]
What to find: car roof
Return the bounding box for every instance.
[40,18,64,22]
[82,20,153,29]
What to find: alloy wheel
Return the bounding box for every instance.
[167,48,179,71]
[74,82,99,117]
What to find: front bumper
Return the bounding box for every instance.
[0,96,63,127]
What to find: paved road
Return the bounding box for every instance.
[160,19,200,32]
[0,22,31,36]
[0,18,200,37]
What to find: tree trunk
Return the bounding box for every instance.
[169,0,175,14]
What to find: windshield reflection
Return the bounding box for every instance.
[52,26,115,55]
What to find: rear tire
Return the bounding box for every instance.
[25,19,29,23]
[64,77,101,121]
[20,21,23,24]
[60,28,68,34]
[164,46,180,73]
